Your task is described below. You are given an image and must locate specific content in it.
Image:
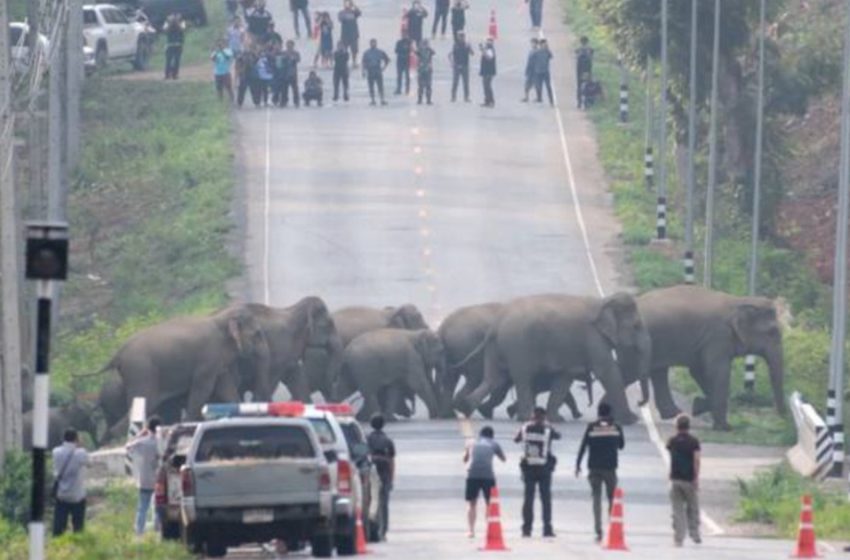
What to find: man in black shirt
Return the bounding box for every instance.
[279,40,301,107]
[449,32,473,102]
[667,414,701,547]
[362,38,390,105]
[246,2,273,44]
[367,414,396,541]
[332,41,350,101]
[394,31,412,95]
[431,0,449,38]
[416,39,435,104]
[514,406,560,538]
[163,14,185,79]
[575,36,594,107]
[406,0,428,45]
[575,403,624,542]
[290,0,310,38]
[479,37,496,108]
[450,0,468,38]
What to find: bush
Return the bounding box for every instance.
[0,451,41,526]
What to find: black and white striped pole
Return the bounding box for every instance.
[25,222,69,560]
[683,0,697,284]
[618,55,629,123]
[827,389,844,478]
[656,196,667,240]
[656,0,669,242]
[643,59,654,191]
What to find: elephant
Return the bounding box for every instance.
[503,370,596,421]
[22,402,99,450]
[335,329,444,422]
[637,285,786,431]
[461,293,651,425]
[304,304,429,406]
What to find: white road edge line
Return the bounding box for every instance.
[263,106,272,306]
[550,76,725,537]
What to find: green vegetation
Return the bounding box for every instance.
[737,464,850,538]
[0,483,194,560]
[564,0,847,445]
[148,0,229,72]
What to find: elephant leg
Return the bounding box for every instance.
[704,358,733,431]
[689,364,712,417]
[651,367,681,419]
[563,386,582,420]
[512,381,535,422]
[543,374,570,422]
[407,364,441,419]
[356,392,380,423]
[383,384,401,422]
[479,379,511,419]
[591,350,638,426]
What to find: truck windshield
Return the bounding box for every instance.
[195,426,315,463]
[307,418,336,445]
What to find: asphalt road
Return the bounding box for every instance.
[233,0,836,557]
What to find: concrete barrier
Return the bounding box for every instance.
[787,391,833,480]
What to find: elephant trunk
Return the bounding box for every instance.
[765,347,787,417]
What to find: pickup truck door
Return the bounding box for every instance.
[102,7,132,56]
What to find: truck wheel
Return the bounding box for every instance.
[311,534,333,558]
[161,520,180,540]
[205,540,227,558]
[181,522,202,554]
[132,39,150,70]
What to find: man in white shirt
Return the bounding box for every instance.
[52,428,89,536]
[126,416,162,535]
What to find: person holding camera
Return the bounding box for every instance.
[52,428,89,536]
[449,31,473,102]
[450,0,468,38]
[338,0,362,67]
[406,0,429,46]
[126,416,162,536]
[163,14,186,79]
[514,406,560,538]
[478,37,496,108]
[211,40,235,103]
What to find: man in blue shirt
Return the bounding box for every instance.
[211,40,234,102]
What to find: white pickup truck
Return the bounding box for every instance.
[82,3,154,70]
[179,417,336,558]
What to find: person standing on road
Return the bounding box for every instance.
[332,40,350,101]
[449,31,473,102]
[236,48,261,107]
[463,426,506,538]
[125,416,162,536]
[450,0,468,38]
[338,0,362,67]
[575,403,625,543]
[575,35,594,107]
[526,0,543,29]
[315,12,334,67]
[667,414,702,547]
[514,406,560,538]
[290,0,311,38]
[246,1,273,46]
[163,14,186,79]
[431,0,449,39]
[478,37,496,108]
[280,40,302,107]
[227,17,244,56]
[367,414,396,541]
[362,38,390,106]
[533,38,554,105]
[521,38,538,102]
[406,0,429,46]
[394,31,412,95]
[52,428,89,536]
[211,40,235,102]
[416,39,435,104]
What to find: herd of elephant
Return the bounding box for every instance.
[44,285,787,448]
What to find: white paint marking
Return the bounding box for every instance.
[551,82,725,536]
[262,107,272,306]
[33,375,49,448]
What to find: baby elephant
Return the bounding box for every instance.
[336,328,444,422]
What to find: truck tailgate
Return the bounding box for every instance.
[194,459,321,508]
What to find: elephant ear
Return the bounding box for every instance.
[731,303,778,348]
[387,307,407,329]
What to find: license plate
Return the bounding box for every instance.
[242,509,274,524]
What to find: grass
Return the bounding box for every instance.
[564,0,847,447]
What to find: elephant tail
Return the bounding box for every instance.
[448,330,494,370]
[71,355,118,380]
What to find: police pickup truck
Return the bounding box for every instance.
[179,410,335,558]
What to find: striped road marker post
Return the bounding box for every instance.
[744,355,756,393]
[683,250,695,284]
[619,83,629,123]
[827,389,845,478]
[656,196,667,240]
[644,147,654,190]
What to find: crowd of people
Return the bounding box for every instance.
[193,0,605,109]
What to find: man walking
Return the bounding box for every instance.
[338,0,362,66]
[575,403,625,542]
[526,0,543,29]
[290,0,310,38]
[479,37,496,108]
[449,31,473,102]
[362,38,390,105]
[367,414,396,541]
[533,38,554,105]
[52,428,88,536]
[163,13,185,79]
[333,40,351,101]
[667,414,702,547]
[575,35,594,107]
[280,40,301,107]
[514,406,560,538]
[126,416,161,536]
[521,38,538,102]
[416,39,436,104]
[431,0,449,39]
[394,31,412,95]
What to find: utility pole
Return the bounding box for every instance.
[683,0,698,285]
[65,0,83,169]
[0,0,24,460]
[48,6,67,222]
[656,0,669,241]
[703,0,721,287]
[826,0,850,481]
[744,0,767,395]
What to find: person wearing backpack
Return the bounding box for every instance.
[514,406,561,538]
[52,428,89,536]
[575,36,594,107]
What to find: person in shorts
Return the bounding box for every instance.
[463,426,505,538]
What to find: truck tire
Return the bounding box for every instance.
[181,522,202,554]
[311,534,333,558]
[161,520,180,541]
[205,540,227,558]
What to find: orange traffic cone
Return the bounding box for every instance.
[488,9,498,40]
[603,487,628,551]
[480,485,509,551]
[792,495,820,558]
[355,507,370,554]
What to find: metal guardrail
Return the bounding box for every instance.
[787,391,833,480]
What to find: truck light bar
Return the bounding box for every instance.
[310,403,354,416]
[201,401,306,420]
